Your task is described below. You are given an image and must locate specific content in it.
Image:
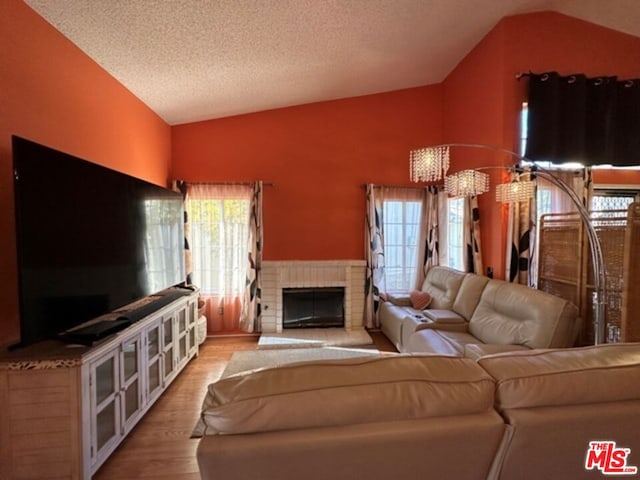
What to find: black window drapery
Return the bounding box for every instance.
[525,72,640,166]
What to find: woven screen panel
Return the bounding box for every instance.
[622,203,640,342]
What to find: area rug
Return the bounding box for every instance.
[222,345,380,377]
[257,328,373,349]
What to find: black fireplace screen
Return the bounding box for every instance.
[282,287,345,328]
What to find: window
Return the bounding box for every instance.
[186,187,251,296]
[591,191,638,216]
[143,198,184,293]
[446,197,465,271]
[383,199,421,292]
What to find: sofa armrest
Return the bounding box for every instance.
[423,309,466,324]
[384,292,412,307]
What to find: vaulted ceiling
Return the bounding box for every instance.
[25,0,640,125]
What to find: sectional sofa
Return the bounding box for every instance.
[196,343,640,480]
[379,266,581,356]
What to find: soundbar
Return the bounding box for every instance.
[58,289,191,346]
[116,290,189,323]
[59,319,131,346]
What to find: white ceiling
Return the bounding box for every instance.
[25,0,640,126]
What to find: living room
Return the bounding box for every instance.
[2,1,640,479]
[3,1,640,345]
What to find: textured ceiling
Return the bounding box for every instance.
[24,0,640,125]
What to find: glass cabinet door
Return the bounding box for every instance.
[162,316,175,382]
[176,304,193,366]
[177,308,187,336]
[121,335,142,432]
[187,299,198,356]
[188,324,197,355]
[91,350,120,460]
[146,323,162,402]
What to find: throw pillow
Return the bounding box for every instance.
[410,290,432,310]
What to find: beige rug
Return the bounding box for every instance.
[257,328,373,349]
[222,346,380,377]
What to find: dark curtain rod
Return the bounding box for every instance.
[516,71,637,85]
[180,181,274,187]
[361,184,441,190]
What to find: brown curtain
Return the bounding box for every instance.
[526,72,640,166]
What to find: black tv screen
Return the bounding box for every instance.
[12,136,185,346]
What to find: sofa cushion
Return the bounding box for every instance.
[452,274,489,320]
[196,355,495,435]
[420,267,466,310]
[406,329,479,356]
[468,280,578,349]
[478,343,640,410]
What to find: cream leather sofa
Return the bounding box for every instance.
[379,266,580,355]
[196,343,640,480]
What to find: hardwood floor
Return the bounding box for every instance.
[93,331,396,479]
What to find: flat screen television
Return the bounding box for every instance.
[12,136,185,347]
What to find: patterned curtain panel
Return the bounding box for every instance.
[419,185,440,283]
[171,180,193,285]
[505,172,537,285]
[582,167,594,210]
[364,184,385,328]
[240,181,263,333]
[463,196,483,274]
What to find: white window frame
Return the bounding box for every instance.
[382,198,422,293]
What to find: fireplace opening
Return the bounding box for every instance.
[282,287,345,328]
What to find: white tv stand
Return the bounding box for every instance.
[0,288,199,480]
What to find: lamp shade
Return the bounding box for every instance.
[410,145,450,182]
[496,179,536,203]
[444,170,490,197]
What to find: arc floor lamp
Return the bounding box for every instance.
[410,142,606,345]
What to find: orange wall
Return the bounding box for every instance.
[0,1,171,346]
[443,21,510,277]
[172,86,443,260]
[442,11,640,278]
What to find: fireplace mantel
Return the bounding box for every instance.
[260,260,366,333]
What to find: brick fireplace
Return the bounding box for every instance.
[260,260,366,333]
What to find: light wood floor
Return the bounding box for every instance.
[93,331,396,479]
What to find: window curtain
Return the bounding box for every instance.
[364,184,385,328]
[364,185,436,326]
[463,196,483,274]
[239,181,263,333]
[505,172,536,285]
[186,184,253,333]
[529,168,592,286]
[419,185,441,282]
[381,186,430,291]
[171,180,193,285]
[544,169,591,213]
[526,72,640,166]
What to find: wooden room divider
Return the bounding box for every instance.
[537,202,640,345]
